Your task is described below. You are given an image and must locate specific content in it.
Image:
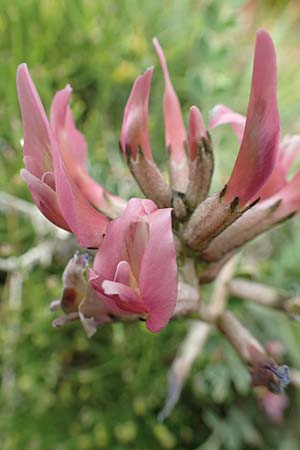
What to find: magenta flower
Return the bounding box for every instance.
[17,64,125,248]
[89,198,178,332]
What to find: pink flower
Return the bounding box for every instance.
[210,105,300,202]
[207,30,300,227]
[210,31,280,206]
[122,30,280,207]
[17,64,125,248]
[209,110,300,221]
[121,39,189,194]
[89,198,178,332]
[220,30,280,206]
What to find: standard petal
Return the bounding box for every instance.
[153,38,187,162]
[120,68,153,160]
[16,64,53,178]
[124,220,150,281]
[225,30,280,206]
[50,134,109,248]
[21,169,70,231]
[139,208,177,332]
[209,104,246,143]
[93,198,157,277]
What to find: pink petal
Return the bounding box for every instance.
[21,169,70,231]
[153,38,187,162]
[50,85,87,169]
[72,168,127,217]
[209,104,246,143]
[120,68,153,160]
[16,64,53,178]
[50,132,109,248]
[188,106,207,161]
[225,30,280,206]
[102,280,145,314]
[139,208,177,332]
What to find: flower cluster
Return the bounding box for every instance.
[17,29,300,350]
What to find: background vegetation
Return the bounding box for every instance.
[1,0,300,448]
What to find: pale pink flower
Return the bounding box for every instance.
[89,198,178,332]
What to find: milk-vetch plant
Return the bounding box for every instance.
[17,29,300,415]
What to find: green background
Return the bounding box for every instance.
[1,0,300,449]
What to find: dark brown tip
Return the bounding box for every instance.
[219,184,227,199]
[248,196,261,209]
[230,196,240,211]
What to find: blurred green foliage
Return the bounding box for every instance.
[1,0,300,449]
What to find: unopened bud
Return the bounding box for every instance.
[126,146,172,208]
[183,188,259,251]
